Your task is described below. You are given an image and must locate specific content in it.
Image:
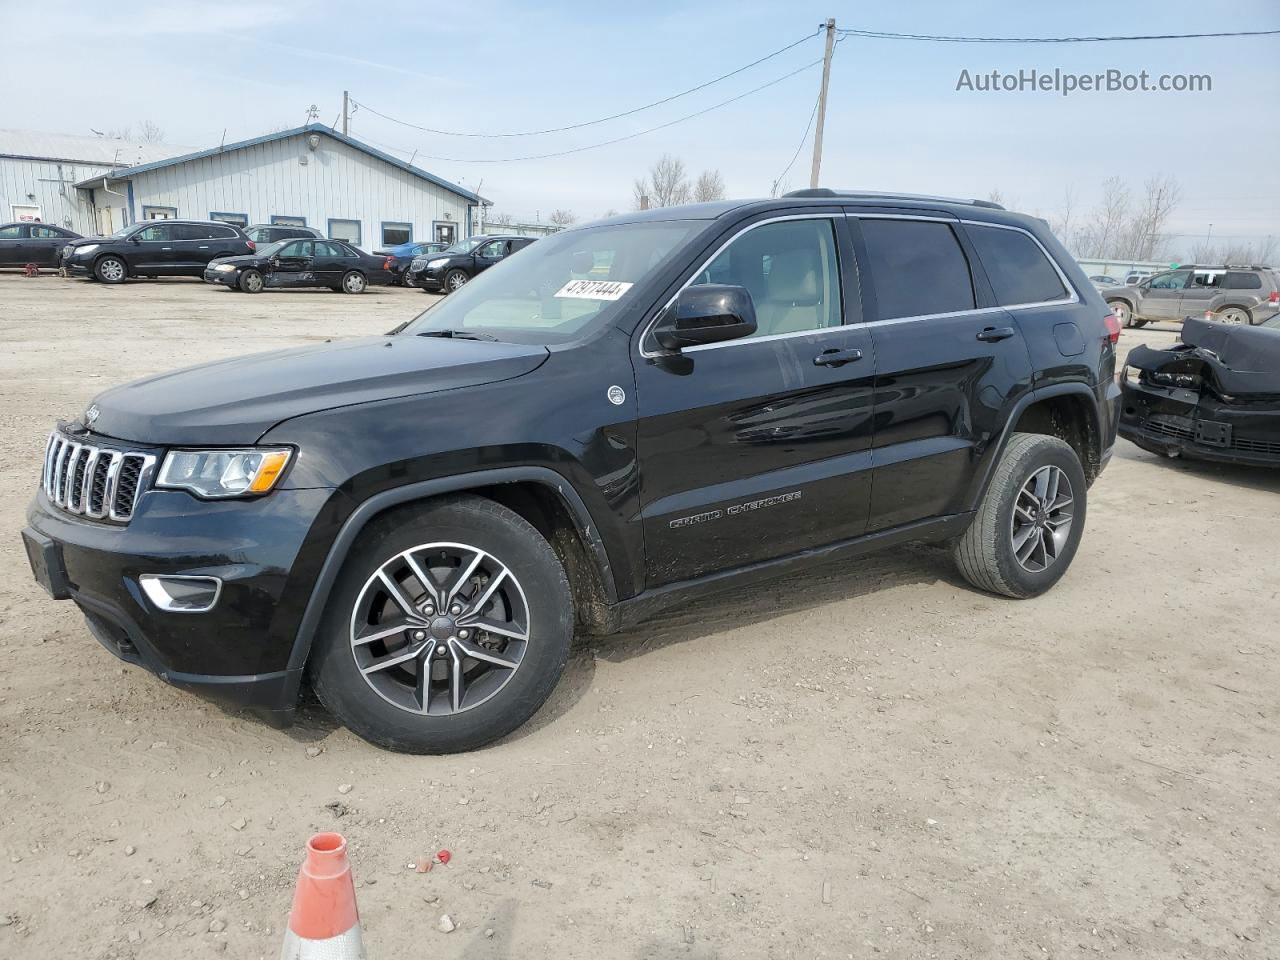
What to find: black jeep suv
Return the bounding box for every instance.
[62,219,254,282]
[23,191,1120,753]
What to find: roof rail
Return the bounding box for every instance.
[783,187,1005,210]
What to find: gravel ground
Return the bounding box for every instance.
[0,273,1276,959]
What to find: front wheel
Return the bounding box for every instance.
[95,255,127,284]
[238,269,264,293]
[444,268,469,293]
[310,496,573,753]
[952,433,1087,599]
[341,270,367,294]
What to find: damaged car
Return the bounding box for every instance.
[1119,314,1280,466]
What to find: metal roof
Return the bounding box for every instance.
[73,124,486,204]
[0,129,192,166]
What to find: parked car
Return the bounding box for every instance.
[375,240,449,284]
[62,220,255,283]
[23,189,1119,753]
[406,234,536,292]
[1120,314,1280,466]
[1104,265,1280,327]
[204,238,395,294]
[0,222,82,267]
[244,224,324,245]
[1089,275,1119,287]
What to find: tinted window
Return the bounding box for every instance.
[693,217,842,338]
[382,223,411,246]
[859,219,975,319]
[211,225,239,239]
[31,226,66,238]
[966,224,1067,305]
[478,240,506,258]
[1223,272,1262,290]
[0,225,24,239]
[175,224,215,241]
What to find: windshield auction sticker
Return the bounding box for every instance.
[554,279,633,300]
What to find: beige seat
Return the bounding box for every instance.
[757,247,824,336]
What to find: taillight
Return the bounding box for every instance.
[1269,290,1279,304]
[383,257,393,271]
[1103,313,1121,345]
[246,239,256,251]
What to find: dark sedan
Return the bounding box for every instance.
[374,240,449,284]
[204,237,396,293]
[406,234,536,293]
[0,222,82,267]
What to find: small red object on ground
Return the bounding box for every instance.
[436,850,451,865]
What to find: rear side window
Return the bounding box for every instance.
[176,224,216,241]
[1223,272,1262,290]
[859,219,975,320]
[211,225,239,239]
[966,224,1067,305]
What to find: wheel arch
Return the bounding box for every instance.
[966,383,1102,513]
[284,467,617,680]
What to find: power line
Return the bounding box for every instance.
[836,27,1280,43]
[352,28,822,139]
[361,59,823,164]
[772,93,821,196]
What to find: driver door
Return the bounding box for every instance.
[1139,270,1190,320]
[271,240,314,286]
[472,239,507,276]
[633,214,876,587]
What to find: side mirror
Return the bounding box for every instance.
[652,284,757,351]
[129,235,142,243]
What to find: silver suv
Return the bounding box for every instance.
[1104,265,1280,327]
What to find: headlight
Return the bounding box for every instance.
[426,258,450,269]
[157,448,292,498]
[76,244,99,255]
[213,263,236,272]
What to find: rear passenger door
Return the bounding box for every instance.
[849,213,1034,531]
[635,213,877,586]
[311,241,349,286]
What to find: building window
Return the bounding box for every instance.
[328,219,361,246]
[210,212,248,227]
[381,221,412,247]
[142,205,178,220]
[271,215,306,227]
[432,221,458,246]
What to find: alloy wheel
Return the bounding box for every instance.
[344,272,366,293]
[99,258,124,282]
[1216,307,1248,325]
[448,272,467,291]
[1111,302,1130,326]
[349,542,530,715]
[1010,465,1074,573]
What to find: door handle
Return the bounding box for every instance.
[976,326,1016,342]
[814,347,863,367]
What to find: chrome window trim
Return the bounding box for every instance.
[638,213,845,359]
[638,212,1081,359]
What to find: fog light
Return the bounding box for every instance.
[139,574,222,613]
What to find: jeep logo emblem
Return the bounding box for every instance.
[84,404,100,426]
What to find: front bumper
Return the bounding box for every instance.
[23,483,341,723]
[407,267,445,291]
[1119,379,1280,467]
[203,268,237,286]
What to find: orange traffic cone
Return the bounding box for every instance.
[280,832,366,959]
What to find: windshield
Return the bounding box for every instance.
[402,221,700,345]
[254,239,291,257]
[110,224,140,238]
[440,237,487,255]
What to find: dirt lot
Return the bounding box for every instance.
[1,272,1277,959]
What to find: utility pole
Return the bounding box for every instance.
[809,18,836,189]
[342,91,350,136]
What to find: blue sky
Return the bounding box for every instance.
[3,0,1277,246]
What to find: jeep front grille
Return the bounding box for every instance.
[42,433,157,522]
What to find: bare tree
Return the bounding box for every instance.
[548,209,578,227]
[486,212,514,227]
[633,155,691,210]
[694,169,726,203]
[1187,236,1277,266]
[137,120,165,143]
[1122,176,1181,261]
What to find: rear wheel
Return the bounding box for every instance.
[238,269,264,293]
[310,496,573,753]
[341,270,367,294]
[1216,306,1250,325]
[952,433,1087,599]
[1108,299,1134,327]
[95,255,127,284]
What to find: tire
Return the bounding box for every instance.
[952,433,1087,599]
[444,268,469,293]
[341,270,367,294]
[1216,306,1251,325]
[238,269,264,293]
[1107,299,1134,328]
[310,496,573,753]
[94,255,127,284]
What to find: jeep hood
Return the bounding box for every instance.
[85,335,549,446]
